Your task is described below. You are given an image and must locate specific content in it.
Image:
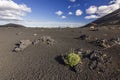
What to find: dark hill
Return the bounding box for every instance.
[0,23,25,28]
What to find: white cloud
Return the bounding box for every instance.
[85,0,120,19]
[55,10,63,16]
[109,0,115,4]
[97,4,120,17]
[85,15,99,19]
[68,5,71,9]
[0,0,31,21]
[109,0,120,4]
[97,5,112,17]
[75,9,83,16]
[86,6,97,14]
[61,16,66,19]
[68,12,73,15]
[70,0,76,2]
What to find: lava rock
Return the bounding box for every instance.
[13,40,32,52]
[40,36,55,45]
[32,39,40,45]
[61,54,68,65]
[14,47,21,52]
[75,48,84,56]
[90,50,103,61]
[80,34,90,40]
[89,60,98,70]
[88,50,111,73]
[97,39,110,48]
[74,63,83,73]
[96,62,106,73]
[110,37,120,45]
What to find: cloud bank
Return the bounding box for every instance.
[23,21,84,28]
[85,0,120,19]
[0,0,31,21]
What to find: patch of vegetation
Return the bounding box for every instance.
[60,49,112,73]
[66,53,81,67]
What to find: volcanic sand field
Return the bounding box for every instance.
[0,27,120,80]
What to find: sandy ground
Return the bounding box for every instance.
[0,27,120,80]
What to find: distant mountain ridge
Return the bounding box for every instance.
[83,9,120,27]
[0,23,25,28]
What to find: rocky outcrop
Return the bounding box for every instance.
[13,40,32,52]
[13,36,55,52]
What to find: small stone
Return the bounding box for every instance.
[86,50,91,54]
[32,39,40,45]
[33,33,37,36]
[89,60,97,70]
[80,34,90,40]
[75,48,85,56]
[74,63,83,73]
[77,51,82,55]
[90,50,102,60]
[94,39,110,48]
[61,55,68,65]
[89,26,99,31]
[110,37,120,45]
[13,47,21,52]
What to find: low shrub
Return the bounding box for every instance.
[66,53,81,67]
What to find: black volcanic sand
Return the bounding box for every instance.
[0,27,120,80]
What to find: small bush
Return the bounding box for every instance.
[66,53,81,67]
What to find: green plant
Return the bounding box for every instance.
[66,53,81,67]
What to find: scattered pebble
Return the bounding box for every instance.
[88,50,112,73]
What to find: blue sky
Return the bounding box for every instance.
[0,0,120,27]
